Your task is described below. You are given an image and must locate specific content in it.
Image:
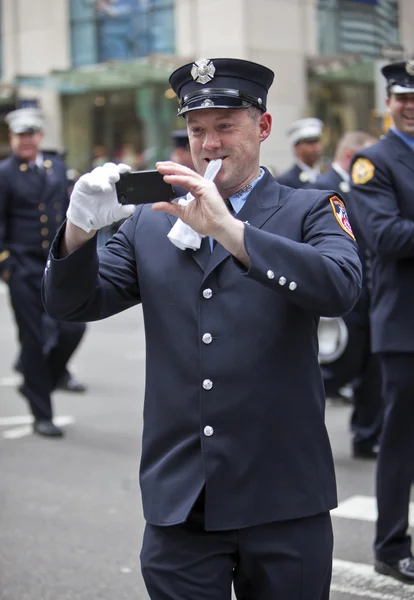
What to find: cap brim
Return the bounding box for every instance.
[390,84,414,94]
[178,88,265,116]
[11,126,41,134]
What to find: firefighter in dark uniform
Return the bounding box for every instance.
[42,58,362,598]
[311,131,383,459]
[348,60,414,584]
[277,118,323,188]
[0,108,86,438]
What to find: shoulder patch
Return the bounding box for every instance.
[351,158,375,185]
[329,196,356,241]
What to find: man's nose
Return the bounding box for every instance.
[202,132,221,150]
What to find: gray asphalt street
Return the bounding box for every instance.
[1,282,413,600]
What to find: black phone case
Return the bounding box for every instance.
[116,170,175,205]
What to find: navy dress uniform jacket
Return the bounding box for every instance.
[348,130,414,353]
[276,164,310,189]
[0,153,68,278]
[314,168,349,202]
[42,168,362,531]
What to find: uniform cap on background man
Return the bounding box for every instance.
[171,129,190,149]
[286,118,323,146]
[381,60,414,94]
[5,107,44,134]
[169,57,274,116]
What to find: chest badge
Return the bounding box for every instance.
[351,158,375,185]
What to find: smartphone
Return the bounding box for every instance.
[115,170,175,205]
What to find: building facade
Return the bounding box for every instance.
[0,0,413,173]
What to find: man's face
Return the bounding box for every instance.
[9,131,43,161]
[294,139,322,168]
[386,93,414,136]
[186,108,271,196]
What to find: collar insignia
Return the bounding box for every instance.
[234,183,252,198]
[405,60,414,76]
[191,58,216,85]
[299,171,309,182]
[339,181,350,194]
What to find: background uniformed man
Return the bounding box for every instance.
[0,108,87,437]
[277,117,323,188]
[311,131,383,460]
[169,129,193,197]
[348,60,414,584]
[42,57,361,598]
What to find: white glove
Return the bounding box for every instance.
[67,162,136,233]
[168,159,222,250]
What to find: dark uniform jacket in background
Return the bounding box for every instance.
[348,130,414,353]
[312,167,370,326]
[42,169,361,531]
[276,163,311,189]
[0,153,67,279]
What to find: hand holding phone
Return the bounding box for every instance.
[116,170,175,205]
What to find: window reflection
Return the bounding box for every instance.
[317,0,399,58]
[70,0,175,67]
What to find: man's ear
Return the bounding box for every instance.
[259,112,272,143]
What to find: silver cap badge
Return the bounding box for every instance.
[405,60,414,76]
[191,58,216,85]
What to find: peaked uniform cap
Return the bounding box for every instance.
[171,129,189,148]
[381,60,414,94]
[286,118,323,146]
[169,57,274,117]
[5,107,44,134]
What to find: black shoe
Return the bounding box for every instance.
[56,373,87,393]
[352,444,379,460]
[33,420,64,438]
[375,557,414,584]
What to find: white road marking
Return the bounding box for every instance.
[0,415,35,426]
[331,558,412,599]
[332,495,414,528]
[0,374,22,386]
[2,415,75,439]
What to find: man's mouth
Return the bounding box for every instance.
[204,156,228,164]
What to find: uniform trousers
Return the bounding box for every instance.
[323,317,383,450]
[141,489,333,600]
[375,353,414,562]
[8,273,85,421]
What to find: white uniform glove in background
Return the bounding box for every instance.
[67,162,136,233]
[168,158,222,251]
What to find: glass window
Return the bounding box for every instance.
[317,0,399,58]
[70,0,175,67]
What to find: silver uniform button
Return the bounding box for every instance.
[289,281,297,291]
[202,379,213,390]
[203,288,213,299]
[278,276,287,286]
[202,333,212,344]
[204,425,214,437]
[267,270,275,279]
